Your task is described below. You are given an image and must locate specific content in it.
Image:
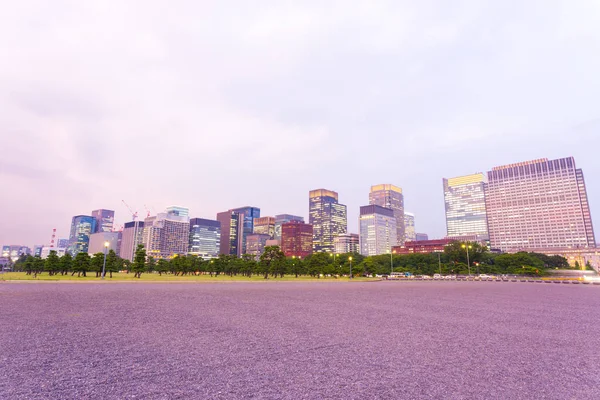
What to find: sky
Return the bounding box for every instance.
[1,0,600,247]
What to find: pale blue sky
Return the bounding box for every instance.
[1,0,599,246]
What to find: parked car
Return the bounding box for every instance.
[433,274,442,280]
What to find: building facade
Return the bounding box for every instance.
[166,206,189,217]
[274,214,304,241]
[443,173,489,239]
[188,218,221,259]
[88,231,121,254]
[333,233,360,254]
[91,209,115,233]
[68,215,97,255]
[216,210,243,256]
[486,157,596,252]
[253,216,275,238]
[246,234,271,260]
[309,189,347,253]
[1,245,31,262]
[231,206,261,255]
[359,205,398,256]
[119,221,144,262]
[416,233,429,241]
[143,211,190,259]
[393,239,453,254]
[404,212,416,242]
[281,220,313,258]
[369,184,405,246]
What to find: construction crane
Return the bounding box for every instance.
[121,200,138,221]
[49,228,56,248]
[144,204,152,218]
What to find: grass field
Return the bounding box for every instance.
[0,271,375,282]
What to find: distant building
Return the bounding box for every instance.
[486,157,596,251]
[188,218,221,259]
[33,245,44,257]
[143,210,190,259]
[1,245,31,262]
[359,205,398,256]
[404,212,416,242]
[88,231,121,255]
[231,206,260,254]
[40,247,67,259]
[281,220,313,258]
[443,173,489,239]
[309,189,347,253]
[334,233,359,254]
[120,221,145,262]
[369,184,405,245]
[57,238,69,248]
[393,239,453,254]
[68,215,97,255]
[91,209,115,233]
[246,234,271,260]
[274,214,304,241]
[166,206,189,217]
[216,210,243,256]
[253,216,275,238]
[416,233,429,241]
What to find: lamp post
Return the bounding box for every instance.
[461,243,472,276]
[349,256,353,279]
[101,241,109,279]
[438,252,442,275]
[388,250,394,276]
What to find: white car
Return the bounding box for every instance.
[478,274,492,279]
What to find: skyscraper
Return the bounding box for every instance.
[486,157,596,252]
[88,231,121,254]
[333,233,360,254]
[404,212,416,242]
[166,206,189,217]
[359,205,397,256]
[231,206,261,254]
[443,173,489,238]
[142,210,190,259]
[246,234,271,260]
[68,215,97,255]
[281,220,313,258]
[216,210,243,256]
[91,209,115,233]
[369,184,405,245]
[309,189,347,253]
[274,214,304,241]
[188,218,221,259]
[120,221,144,262]
[253,216,275,238]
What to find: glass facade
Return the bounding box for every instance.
[486,157,596,251]
[166,206,189,217]
[253,216,275,238]
[281,221,313,258]
[359,205,397,256]
[231,206,261,255]
[246,234,271,260]
[274,214,304,241]
[216,210,243,256]
[189,218,221,259]
[369,184,405,246]
[404,212,416,242]
[1,245,31,262]
[333,233,359,254]
[120,221,144,261]
[309,189,347,253]
[68,215,97,255]
[143,212,190,259]
[443,173,489,238]
[91,209,115,233]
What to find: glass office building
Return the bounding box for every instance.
[404,212,416,242]
[216,210,243,256]
[359,205,397,256]
[309,189,347,253]
[91,209,115,233]
[68,215,97,255]
[443,173,489,238]
[369,184,404,246]
[274,214,304,241]
[231,206,261,255]
[189,218,221,259]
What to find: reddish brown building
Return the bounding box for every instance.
[392,239,453,254]
[281,221,313,258]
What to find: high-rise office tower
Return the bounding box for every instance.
[142,210,190,259]
[188,218,221,259]
[91,209,115,233]
[443,174,489,238]
[359,205,398,256]
[281,220,313,258]
[68,215,97,255]
[404,212,416,242]
[369,184,405,246]
[231,206,261,254]
[166,206,189,217]
[486,157,596,252]
[274,214,304,241]
[120,221,144,261]
[246,234,271,260]
[57,238,69,249]
[1,245,31,262]
[333,233,360,254]
[216,210,243,256]
[309,189,347,253]
[253,216,275,238]
[416,233,429,241]
[88,231,121,254]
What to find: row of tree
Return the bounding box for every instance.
[11,242,581,279]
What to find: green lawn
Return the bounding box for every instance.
[0,272,375,283]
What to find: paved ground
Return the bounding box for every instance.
[0,281,599,399]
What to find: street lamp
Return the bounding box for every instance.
[348,256,353,279]
[461,243,472,276]
[388,250,394,276]
[101,241,109,279]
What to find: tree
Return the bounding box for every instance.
[146,256,156,274]
[132,244,146,278]
[59,253,73,275]
[259,246,286,279]
[105,250,120,278]
[44,251,60,276]
[72,252,91,277]
[156,259,169,276]
[90,253,105,277]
